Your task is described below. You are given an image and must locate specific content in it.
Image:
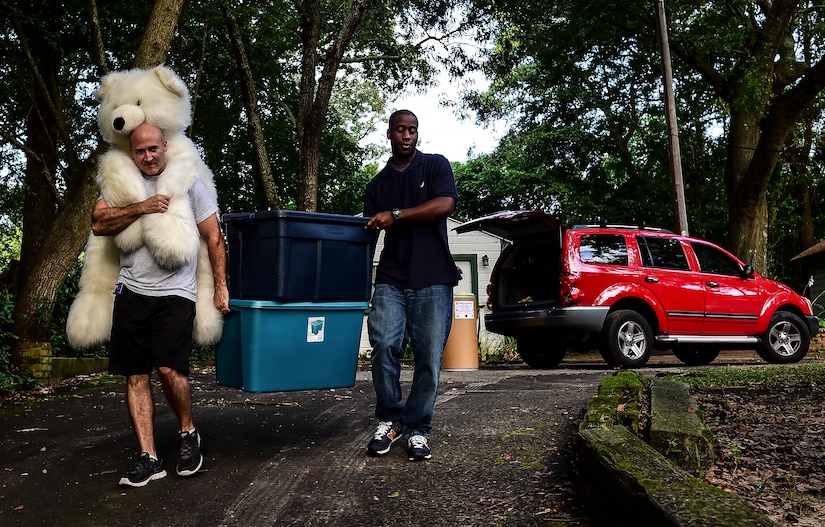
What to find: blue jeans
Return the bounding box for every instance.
[368,284,453,437]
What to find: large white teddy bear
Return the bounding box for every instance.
[66,65,223,348]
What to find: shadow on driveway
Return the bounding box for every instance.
[1,364,609,526]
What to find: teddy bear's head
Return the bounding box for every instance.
[96,65,192,150]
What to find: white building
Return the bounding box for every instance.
[358,217,506,356]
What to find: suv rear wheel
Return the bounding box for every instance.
[601,310,653,368]
[672,347,720,366]
[757,311,810,364]
[517,336,567,368]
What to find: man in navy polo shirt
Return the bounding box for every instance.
[363,109,461,461]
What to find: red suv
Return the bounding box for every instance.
[457,211,818,368]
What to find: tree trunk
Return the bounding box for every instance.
[726,57,825,271]
[134,0,185,68]
[11,0,184,373]
[13,179,98,343]
[12,111,100,362]
[295,0,370,212]
[789,113,816,253]
[222,4,282,209]
[723,106,766,268]
[669,0,825,274]
[13,74,62,352]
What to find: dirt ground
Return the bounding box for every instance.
[695,383,825,527]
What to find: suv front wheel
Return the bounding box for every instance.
[601,310,653,368]
[757,311,810,364]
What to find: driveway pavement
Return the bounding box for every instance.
[1,349,806,527]
[1,362,616,527]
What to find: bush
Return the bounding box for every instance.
[0,289,29,394]
[191,344,215,363]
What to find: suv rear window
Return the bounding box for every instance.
[637,236,690,270]
[579,234,628,265]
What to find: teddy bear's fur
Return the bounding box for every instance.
[66,65,223,349]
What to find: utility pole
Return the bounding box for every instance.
[655,0,689,235]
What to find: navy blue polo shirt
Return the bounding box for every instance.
[364,150,461,289]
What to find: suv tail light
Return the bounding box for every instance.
[560,273,581,305]
[486,283,494,310]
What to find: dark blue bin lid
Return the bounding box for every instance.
[223,210,369,227]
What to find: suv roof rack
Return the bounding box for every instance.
[571,223,673,233]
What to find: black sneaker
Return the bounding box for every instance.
[367,421,403,456]
[119,452,167,487]
[406,434,432,461]
[176,428,203,477]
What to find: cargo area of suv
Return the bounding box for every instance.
[495,239,561,307]
[456,211,818,369]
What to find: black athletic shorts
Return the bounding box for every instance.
[108,285,196,376]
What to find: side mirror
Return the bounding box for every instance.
[741,264,755,278]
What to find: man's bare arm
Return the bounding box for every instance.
[198,213,230,313]
[91,194,171,236]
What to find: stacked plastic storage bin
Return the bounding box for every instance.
[216,211,376,392]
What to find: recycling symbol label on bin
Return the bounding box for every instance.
[307,317,325,342]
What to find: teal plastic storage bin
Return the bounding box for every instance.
[216,300,369,392]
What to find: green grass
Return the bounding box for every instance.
[660,361,825,389]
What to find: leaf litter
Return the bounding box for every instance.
[695,383,825,526]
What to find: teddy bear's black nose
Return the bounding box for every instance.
[113,117,125,131]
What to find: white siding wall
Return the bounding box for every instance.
[358,217,506,356]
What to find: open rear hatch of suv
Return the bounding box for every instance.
[455,211,565,309]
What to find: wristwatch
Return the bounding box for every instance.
[392,208,402,221]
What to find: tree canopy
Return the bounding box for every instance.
[0,0,486,361]
[1,0,825,382]
[462,0,825,281]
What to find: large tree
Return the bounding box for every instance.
[0,0,488,371]
[668,0,825,272]
[0,0,182,364]
[470,0,825,273]
[210,0,487,212]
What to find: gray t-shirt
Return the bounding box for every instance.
[117,176,219,301]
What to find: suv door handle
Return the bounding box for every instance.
[706,281,719,288]
[644,276,659,283]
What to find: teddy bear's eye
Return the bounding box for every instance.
[136,100,141,106]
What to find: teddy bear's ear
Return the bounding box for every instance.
[96,71,120,101]
[152,65,190,100]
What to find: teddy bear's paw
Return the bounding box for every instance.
[193,301,223,345]
[112,221,144,254]
[78,235,121,290]
[66,292,115,348]
[192,239,223,345]
[97,150,148,206]
[142,210,200,268]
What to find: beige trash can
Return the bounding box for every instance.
[442,293,479,371]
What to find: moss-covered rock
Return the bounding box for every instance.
[576,372,777,526]
[649,380,715,474]
[577,425,778,527]
[580,370,649,435]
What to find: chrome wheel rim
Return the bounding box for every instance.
[769,320,801,358]
[617,320,647,359]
